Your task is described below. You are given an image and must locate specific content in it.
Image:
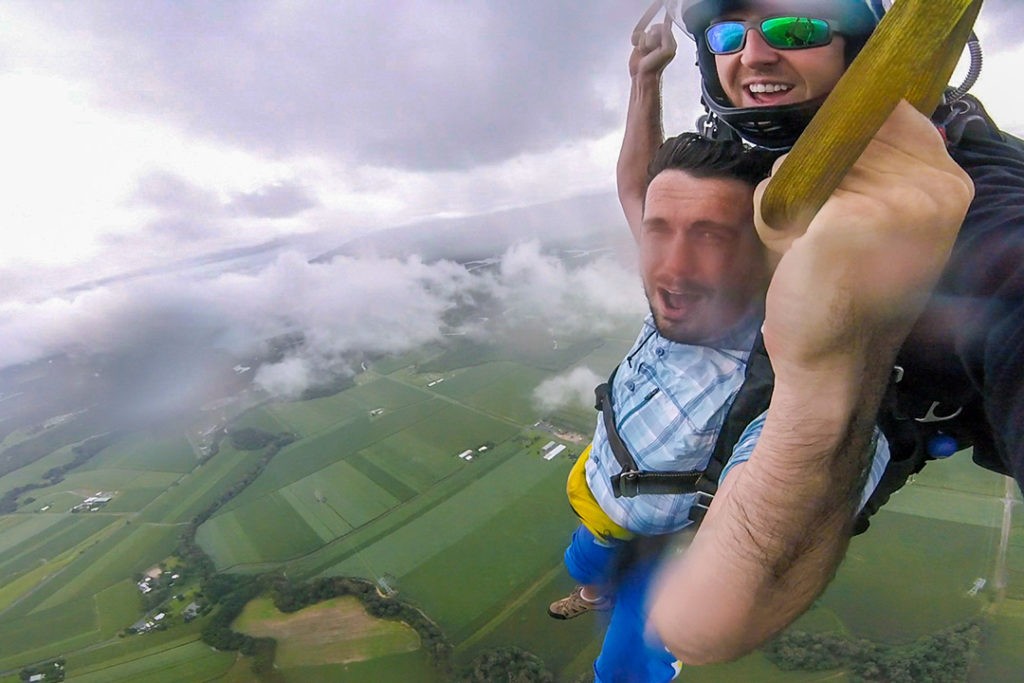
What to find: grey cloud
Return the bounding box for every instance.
[22,1,640,171]
[0,241,642,404]
[131,171,220,212]
[533,366,605,413]
[229,181,318,218]
[975,0,1020,52]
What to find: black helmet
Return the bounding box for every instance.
[665,0,885,149]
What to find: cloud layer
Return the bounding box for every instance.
[0,241,644,404]
[9,1,639,172]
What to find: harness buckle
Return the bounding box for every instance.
[611,470,641,498]
[693,489,715,512]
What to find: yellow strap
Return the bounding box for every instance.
[760,0,984,230]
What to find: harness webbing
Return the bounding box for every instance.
[593,332,774,517]
[595,368,708,499]
[689,330,774,524]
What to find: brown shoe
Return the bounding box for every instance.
[547,586,611,620]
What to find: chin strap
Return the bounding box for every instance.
[758,0,985,231]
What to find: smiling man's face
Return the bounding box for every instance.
[640,170,767,345]
[713,6,847,109]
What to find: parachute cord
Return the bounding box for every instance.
[947,32,983,102]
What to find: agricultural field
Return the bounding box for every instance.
[234,595,421,667]
[0,326,1020,682]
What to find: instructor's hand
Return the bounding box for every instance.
[756,100,974,372]
[630,1,677,79]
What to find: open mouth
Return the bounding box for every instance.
[659,287,702,319]
[745,82,794,105]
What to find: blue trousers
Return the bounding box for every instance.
[563,525,679,682]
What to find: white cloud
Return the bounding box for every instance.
[0,241,642,401]
[533,367,606,413]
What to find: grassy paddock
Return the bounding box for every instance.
[220,400,446,512]
[0,595,97,670]
[278,651,448,683]
[43,467,180,500]
[80,433,195,474]
[974,609,1024,682]
[31,522,179,612]
[197,496,322,569]
[0,514,66,557]
[370,346,442,375]
[284,442,521,580]
[280,462,395,531]
[323,450,572,609]
[909,452,1007,497]
[277,482,353,542]
[137,446,264,524]
[269,377,429,437]
[0,443,78,492]
[450,364,550,424]
[821,510,993,642]
[229,405,291,434]
[66,639,235,683]
[401,462,575,639]
[881,483,1004,528]
[233,595,420,667]
[0,515,116,608]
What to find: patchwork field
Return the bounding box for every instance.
[0,327,1019,682]
[234,595,420,666]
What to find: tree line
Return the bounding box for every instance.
[0,431,123,513]
[764,619,983,682]
[174,425,553,681]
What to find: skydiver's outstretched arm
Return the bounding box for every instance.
[618,2,676,241]
[648,101,975,664]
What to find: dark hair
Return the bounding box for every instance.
[647,133,778,188]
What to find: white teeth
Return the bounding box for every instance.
[748,83,792,94]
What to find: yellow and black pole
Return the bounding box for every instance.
[760,0,985,230]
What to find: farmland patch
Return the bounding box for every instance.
[234,595,420,667]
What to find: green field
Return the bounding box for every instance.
[234,595,420,667]
[0,332,1019,682]
[80,433,196,474]
[67,639,235,683]
[0,514,115,586]
[269,377,429,437]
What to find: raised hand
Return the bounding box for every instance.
[630,0,677,79]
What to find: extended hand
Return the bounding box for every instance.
[756,100,974,371]
[630,1,677,79]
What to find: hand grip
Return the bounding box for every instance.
[759,0,984,231]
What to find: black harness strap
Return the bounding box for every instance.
[689,330,775,524]
[594,331,773,505]
[595,368,707,498]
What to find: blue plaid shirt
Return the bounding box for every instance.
[586,314,889,536]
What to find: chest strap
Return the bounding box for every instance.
[594,331,775,527]
[595,375,711,499]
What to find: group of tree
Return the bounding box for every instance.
[171,421,555,680]
[167,430,295,678]
[764,619,983,682]
[0,431,123,513]
[228,427,294,451]
[199,576,277,674]
[18,658,65,682]
[177,429,296,586]
[271,575,452,671]
[458,647,555,682]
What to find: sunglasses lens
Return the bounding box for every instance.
[760,17,831,49]
[706,22,747,54]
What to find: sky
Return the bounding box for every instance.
[1,0,1022,402]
